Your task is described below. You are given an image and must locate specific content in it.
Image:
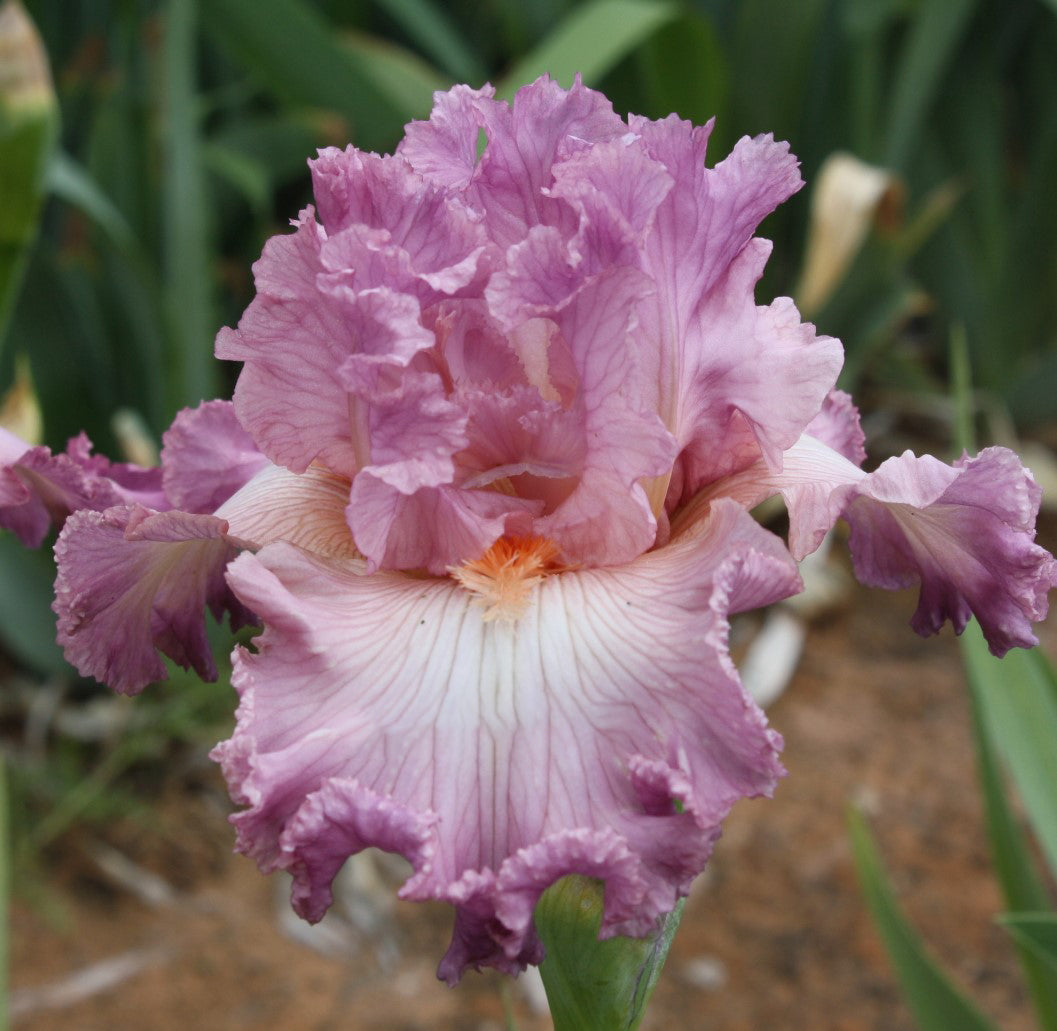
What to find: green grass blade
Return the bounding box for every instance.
[884,0,979,170]
[372,0,486,83]
[848,808,997,1031]
[0,0,59,354]
[999,914,1057,973]
[203,0,428,150]
[0,534,67,676]
[163,0,216,412]
[955,327,1057,1028]
[0,755,8,1031]
[969,692,1057,1029]
[961,623,1057,882]
[497,0,678,98]
[340,29,448,120]
[636,11,728,129]
[45,151,137,254]
[949,324,974,454]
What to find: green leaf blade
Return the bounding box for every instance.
[1000,914,1057,973]
[0,0,60,353]
[849,808,997,1031]
[961,623,1057,883]
[163,0,217,413]
[883,0,979,171]
[968,688,1057,1028]
[497,0,679,99]
[371,0,486,84]
[202,0,435,151]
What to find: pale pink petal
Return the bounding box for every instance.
[161,400,269,513]
[53,506,252,694]
[215,463,358,559]
[805,388,866,466]
[216,499,796,980]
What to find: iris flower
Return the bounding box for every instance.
[5,78,1054,983]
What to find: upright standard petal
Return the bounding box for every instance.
[161,400,270,514]
[216,212,434,477]
[216,499,798,981]
[661,240,843,495]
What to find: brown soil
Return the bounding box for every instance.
[10,566,1055,1030]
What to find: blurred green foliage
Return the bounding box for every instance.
[2,0,1055,460]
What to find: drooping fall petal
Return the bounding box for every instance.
[215,499,797,981]
[53,506,250,694]
[704,436,1057,656]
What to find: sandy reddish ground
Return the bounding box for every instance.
[10,547,1056,1030]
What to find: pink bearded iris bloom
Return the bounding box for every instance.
[39,78,1056,982]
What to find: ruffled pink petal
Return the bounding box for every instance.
[310,148,489,299]
[0,429,165,547]
[216,211,434,477]
[346,477,537,574]
[339,361,468,494]
[534,266,678,564]
[843,448,1057,656]
[53,506,251,694]
[465,76,628,247]
[667,239,843,491]
[397,83,497,190]
[430,299,530,391]
[63,434,168,511]
[631,120,802,327]
[703,436,1056,655]
[547,135,675,272]
[805,388,866,466]
[457,385,585,497]
[488,232,678,561]
[216,498,796,981]
[280,779,438,922]
[161,400,269,513]
[485,225,586,328]
[0,426,51,546]
[682,433,862,559]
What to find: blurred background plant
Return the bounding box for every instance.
[2,0,1056,1026]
